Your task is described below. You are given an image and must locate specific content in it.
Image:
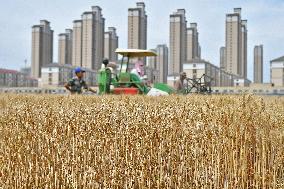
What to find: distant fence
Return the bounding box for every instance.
[0,87,68,94]
[1,87,284,95]
[211,87,284,95]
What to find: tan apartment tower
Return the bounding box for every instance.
[254,45,263,83]
[169,9,187,75]
[147,49,157,70]
[81,7,105,70]
[225,8,247,77]
[186,23,200,61]
[104,27,119,62]
[58,29,72,65]
[128,2,147,50]
[241,20,248,78]
[31,20,53,78]
[270,56,284,86]
[220,46,226,70]
[156,44,169,83]
[92,6,105,70]
[72,20,82,67]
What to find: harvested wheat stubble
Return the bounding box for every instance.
[0,94,283,188]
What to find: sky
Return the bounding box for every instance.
[0,0,284,82]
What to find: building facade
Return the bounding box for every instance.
[31,20,53,78]
[186,23,200,61]
[254,45,263,83]
[220,46,226,70]
[169,9,187,76]
[147,49,157,70]
[72,6,105,71]
[156,45,168,83]
[92,6,105,70]
[104,27,118,62]
[167,59,248,88]
[241,20,248,78]
[225,8,247,78]
[0,68,38,87]
[270,56,284,87]
[58,29,73,65]
[128,2,147,50]
[72,20,83,67]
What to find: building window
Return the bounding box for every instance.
[193,64,196,67]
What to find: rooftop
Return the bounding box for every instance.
[271,55,284,62]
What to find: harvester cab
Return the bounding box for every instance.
[98,49,166,95]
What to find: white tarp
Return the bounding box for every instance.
[147,88,169,96]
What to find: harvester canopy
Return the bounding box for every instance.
[115,49,157,57]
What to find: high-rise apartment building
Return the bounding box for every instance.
[81,7,105,70]
[31,20,53,78]
[254,45,263,83]
[128,2,147,50]
[72,20,82,67]
[241,20,247,78]
[225,8,247,77]
[92,6,105,70]
[169,9,187,75]
[71,6,105,70]
[156,44,169,83]
[104,27,119,62]
[270,56,284,86]
[58,29,72,65]
[186,23,200,61]
[220,47,226,70]
[81,12,95,69]
[147,49,157,70]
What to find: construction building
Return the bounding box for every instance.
[254,45,263,83]
[31,20,53,78]
[104,27,119,62]
[270,55,284,87]
[58,29,73,65]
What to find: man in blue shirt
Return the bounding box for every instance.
[64,67,96,94]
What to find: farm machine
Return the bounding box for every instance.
[97,49,175,95]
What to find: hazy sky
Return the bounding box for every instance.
[0,0,284,82]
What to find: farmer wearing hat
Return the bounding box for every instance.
[64,67,96,94]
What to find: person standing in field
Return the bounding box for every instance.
[64,67,96,94]
[174,72,187,92]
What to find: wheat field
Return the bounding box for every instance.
[0,94,283,188]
